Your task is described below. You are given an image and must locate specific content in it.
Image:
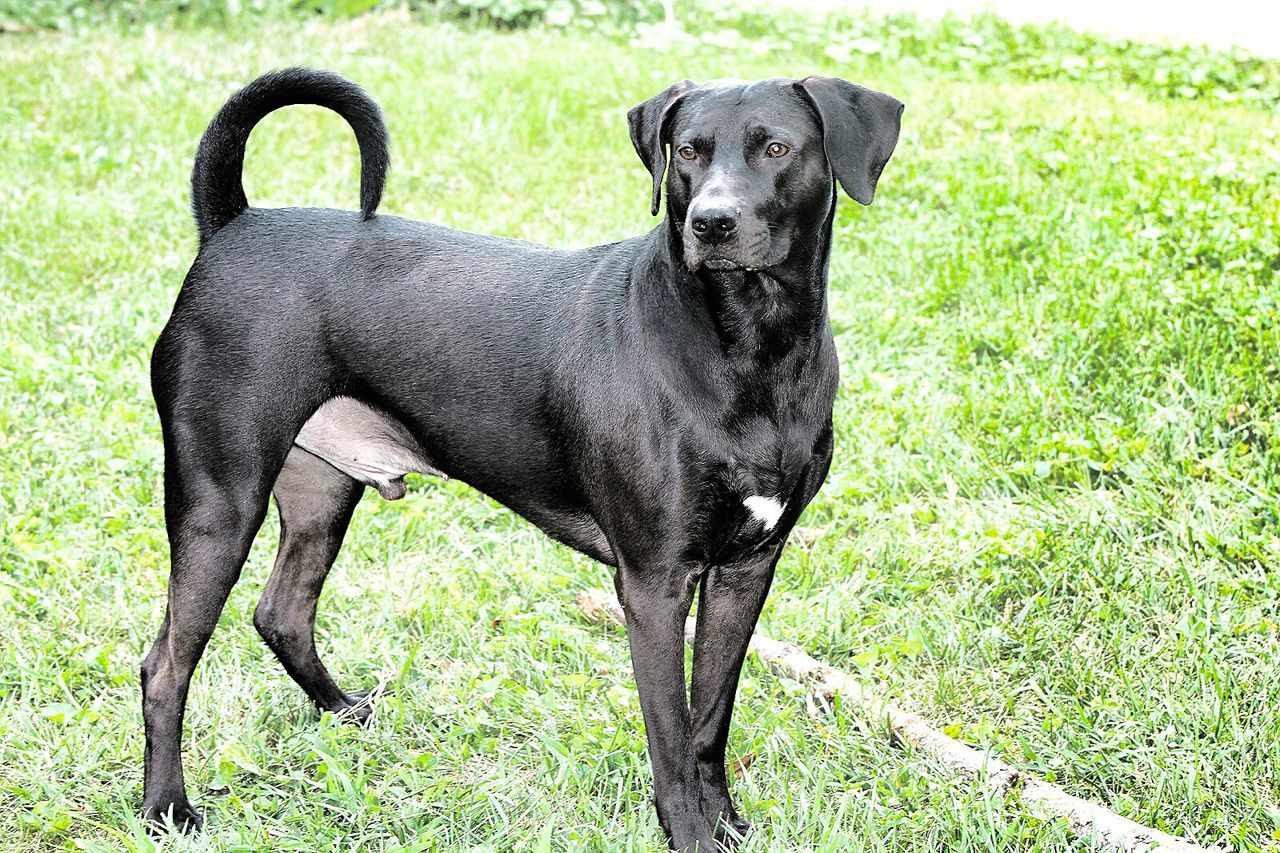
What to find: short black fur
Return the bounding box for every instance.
[142,67,903,852]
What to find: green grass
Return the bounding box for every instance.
[2,9,1279,852]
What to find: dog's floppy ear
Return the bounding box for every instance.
[798,77,904,205]
[628,81,693,216]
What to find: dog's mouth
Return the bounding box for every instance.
[700,258,757,273]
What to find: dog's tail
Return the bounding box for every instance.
[190,67,389,244]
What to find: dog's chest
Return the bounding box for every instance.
[691,413,822,562]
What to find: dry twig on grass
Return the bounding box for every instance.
[573,588,1216,853]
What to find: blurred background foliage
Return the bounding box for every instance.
[4,0,1279,111]
[0,0,657,30]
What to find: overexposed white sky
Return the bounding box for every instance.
[769,0,1280,57]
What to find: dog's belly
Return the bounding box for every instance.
[294,396,442,499]
[294,396,617,564]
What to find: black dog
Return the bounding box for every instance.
[141,68,902,851]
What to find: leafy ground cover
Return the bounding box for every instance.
[1,8,1278,851]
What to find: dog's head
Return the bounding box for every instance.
[629,77,904,274]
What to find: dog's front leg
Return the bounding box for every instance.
[689,551,781,845]
[615,563,719,853]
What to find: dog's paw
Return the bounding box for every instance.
[327,688,385,726]
[713,811,751,848]
[143,799,203,835]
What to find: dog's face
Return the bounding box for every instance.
[629,77,904,274]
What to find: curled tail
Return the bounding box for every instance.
[190,67,389,244]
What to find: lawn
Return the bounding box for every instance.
[2,7,1279,852]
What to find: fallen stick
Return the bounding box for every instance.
[574,588,1215,853]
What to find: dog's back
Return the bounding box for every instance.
[162,69,645,515]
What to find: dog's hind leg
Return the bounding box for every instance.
[140,420,282,833]
[254,446,370,721]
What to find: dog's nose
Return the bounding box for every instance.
[690,206,739,245]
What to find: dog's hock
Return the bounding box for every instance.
[743,495,784,530]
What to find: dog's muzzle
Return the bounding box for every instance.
[682,214,775,273]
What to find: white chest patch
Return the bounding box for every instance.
[743,495,785,531]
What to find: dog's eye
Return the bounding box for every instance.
[677,145,697,161]
[766,142,790,158]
